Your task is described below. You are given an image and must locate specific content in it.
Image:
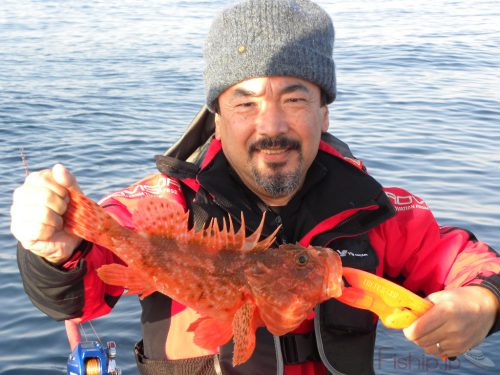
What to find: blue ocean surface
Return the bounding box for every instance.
[1,0,499,373]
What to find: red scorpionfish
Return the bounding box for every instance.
[64,187,343,366]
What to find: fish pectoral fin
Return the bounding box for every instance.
[187,316,233,350]
[255,294,311,336]
[246,270,313,334]
[97,264,156,299]
[232,302,261,366]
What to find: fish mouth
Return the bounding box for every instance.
[323,252,343,298]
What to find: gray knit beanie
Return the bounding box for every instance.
[204,0,336,112]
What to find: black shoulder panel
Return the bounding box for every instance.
[164,105,215,162]
[155,105,216,179]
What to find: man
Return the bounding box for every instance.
[11,1,500,374]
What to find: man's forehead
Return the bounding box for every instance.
[227,76,318,97]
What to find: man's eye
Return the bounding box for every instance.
[237,102,255,108]
[286,97,306,103]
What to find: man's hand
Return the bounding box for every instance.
[11,163,83,265]
[403,286,499,358]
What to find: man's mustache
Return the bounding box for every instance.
[249,136,301,154]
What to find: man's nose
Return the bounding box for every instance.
[255,103,289,137]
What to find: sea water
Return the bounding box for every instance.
[1,1,499,373]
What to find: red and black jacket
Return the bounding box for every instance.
[17,107,500,375]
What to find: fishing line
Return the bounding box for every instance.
[80,323,89,343]
[19,146,29,175]
[89,320,103,345]
[78,321,103,345]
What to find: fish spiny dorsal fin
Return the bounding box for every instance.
[239,211,280,251]
[253,224,281,251]
[228,215,235,238]
[194,223,206,243]
[205,218,220,252]
[216,212,279,252]
[220,217,229,247]
[180,218,219,254]
[214,213,247,251]
[183,222,200,244]
[213,219,223,250]
[204,219,214,250]
[241,212,263,251]
[235,212,247,248]
[133,197,188,239]
[179,211,279,253]
[225,215,238,248]
[183,215,238,253]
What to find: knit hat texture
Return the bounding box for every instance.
[204,0,336,112]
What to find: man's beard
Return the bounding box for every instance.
[248,136,303,198]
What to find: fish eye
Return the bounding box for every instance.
[295,253,309,266]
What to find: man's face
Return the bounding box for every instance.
[215,76,329,206]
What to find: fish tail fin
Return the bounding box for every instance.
[97,264,157,299]
[187,316,233,350]
[64,187,123,249]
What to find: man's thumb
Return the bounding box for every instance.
[52,163,81,192]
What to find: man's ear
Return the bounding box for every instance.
[321,105,329,133]
[214,113,221,140]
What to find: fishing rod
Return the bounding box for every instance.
[18,148,121,375]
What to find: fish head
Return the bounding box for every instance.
[245,244,343,334]
[273,244,342,299]
[308,245,344,300]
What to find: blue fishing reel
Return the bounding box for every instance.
[67,340,120,375]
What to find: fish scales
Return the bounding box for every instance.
[63,187,343,366]
[145,242,245,319]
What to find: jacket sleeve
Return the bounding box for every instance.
[369,187,500,332]
[17,240,89,321]
[17,239,125,322]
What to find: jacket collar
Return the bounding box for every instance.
[195,139,395,242]
[156,135,396,241]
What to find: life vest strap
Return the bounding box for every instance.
[280,331,320,365]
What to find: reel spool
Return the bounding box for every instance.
[66,321,121,375]
[84,357,101,375]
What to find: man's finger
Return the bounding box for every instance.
[11,205,64,231]
[13,185,68,216]
[25,169,69,199]
[14,221,58,245]
[52,163,80,192]
[403,304,445,342]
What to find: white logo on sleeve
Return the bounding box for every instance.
[385,191,429,211]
